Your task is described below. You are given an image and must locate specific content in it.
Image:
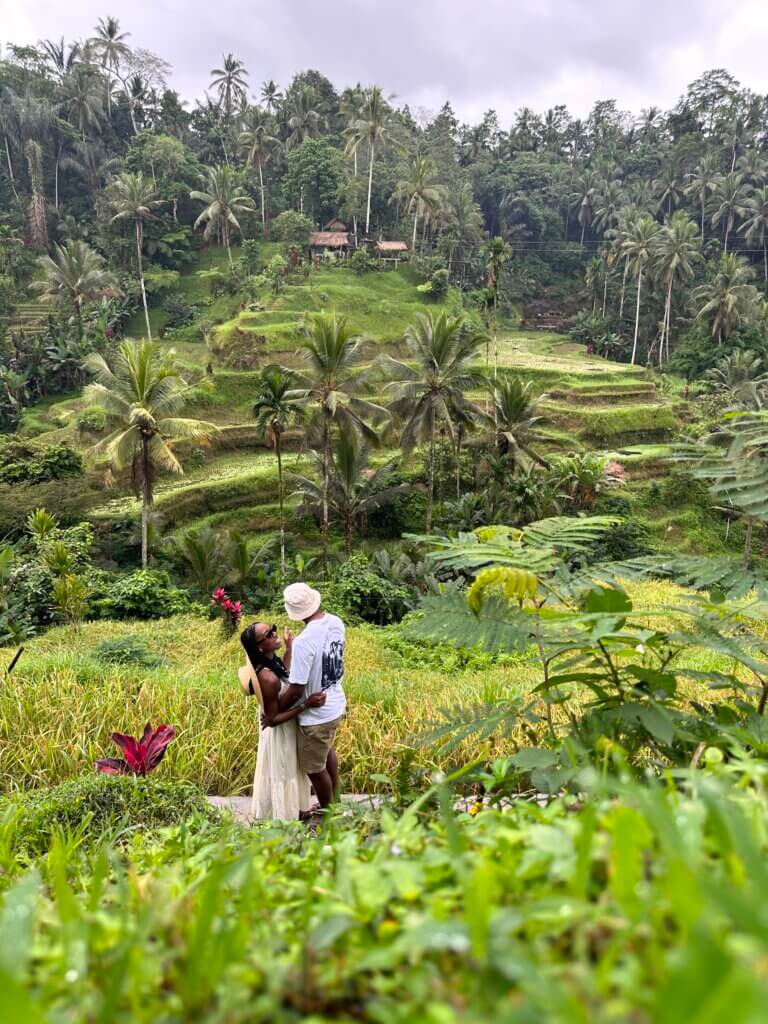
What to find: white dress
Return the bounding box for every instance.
[248,662,311,821]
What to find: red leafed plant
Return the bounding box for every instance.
[96,723,176,776]
[211,587,243,637]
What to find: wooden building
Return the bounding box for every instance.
[308,230,352,259]
[375,240,409,267]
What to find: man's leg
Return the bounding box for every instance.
[307,768,333,808]
[326,748,339,800]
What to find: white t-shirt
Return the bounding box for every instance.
[289,613,347,726]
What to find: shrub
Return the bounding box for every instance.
[326,555,410,625]
[349,248,377,275]
[94,634,167,667]
[416,267,449,300]
[0,438,83,484]
[271,210,314,243]
[367,489,428,538]
[163,292,197,329]
[95,570,191,620]
[77,406,106,433]
[2,774,216,855]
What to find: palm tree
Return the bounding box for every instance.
[62,139,120,210]
[492,376,551,470]
[40,38,81,82]
[345,85,400,236]
[742,186,768,284]
[90,16,131,117]
[440,184,484,279]
[694,254,762,346]
[62,64,104,141]
[685,154,721,240]
[392,151,442,251]
[261,79,281,113]
[286,86,323,149]
[82,341,217,568]
[340,86,365,241]
[653,212,700,365]
[569,169,601,245]
[34,241,119,338]
[484,236,512,388]
[175,526,228,593]
[109,172,162,340]
[11,91,56,248]
[380,312,486,531]
[252,367,305,577]
[710,172,751,254]
[593,179,624,235]
[652,165,685,215]
[190,165,255,267]
[210,54,249,122]
[288,312,387,563]
[708,348,768,407]
[621,215,659,364]
[238,108,279,237]
[706,349,768,410]
[291,429,405,554]
[736,151,768,187]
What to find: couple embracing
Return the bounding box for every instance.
[239,582,346,821]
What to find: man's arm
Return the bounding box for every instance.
[276,682,305,711]
[277,636,312,710]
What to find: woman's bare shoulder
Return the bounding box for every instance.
[256,666,281,692]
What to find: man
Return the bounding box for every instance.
[278,582,347,809]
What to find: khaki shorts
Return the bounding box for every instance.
[297,716,342,775]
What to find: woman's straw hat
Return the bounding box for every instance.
[238,662,257,697]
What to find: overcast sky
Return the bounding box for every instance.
[4,0,768,124]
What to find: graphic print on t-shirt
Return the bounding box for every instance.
[321,636,344,691]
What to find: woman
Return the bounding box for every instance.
[239,622,325,820]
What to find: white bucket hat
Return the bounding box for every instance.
[283,582,321,621]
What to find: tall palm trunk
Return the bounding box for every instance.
[744,516,753,569]
[631,266,643,365]
[455,425,464,499]
[224,222,233,268]
[54,142,62,210]
[724,220,730,255]
[136,219,152,341]
[352,149,358,245]
[661,278,673,366]
[141,436,151,569]
[275,426,286,578]
[258,158,267,237]
[700,198,706,241]
[618,262,628,323]
[426,413,436,533]
[321,410,330,570]
[365,140,375,236]
[601,271,608,318]
[412,210,419,252]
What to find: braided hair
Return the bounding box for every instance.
[240,623,289,694]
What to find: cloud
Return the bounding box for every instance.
[3,0,768,123]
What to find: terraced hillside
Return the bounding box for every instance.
[17,249,691,554]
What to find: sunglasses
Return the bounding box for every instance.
[256,624,277,644]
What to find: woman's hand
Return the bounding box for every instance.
[283,627,294,649]
[305,692,326,708]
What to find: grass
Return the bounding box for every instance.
[0,577,752,798]
[4,767,768,1020]
[210,263,457,359]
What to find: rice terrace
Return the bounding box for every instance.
[5,4,768,1021]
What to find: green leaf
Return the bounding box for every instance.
[510,748,559,770]
[582,585,632,615]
